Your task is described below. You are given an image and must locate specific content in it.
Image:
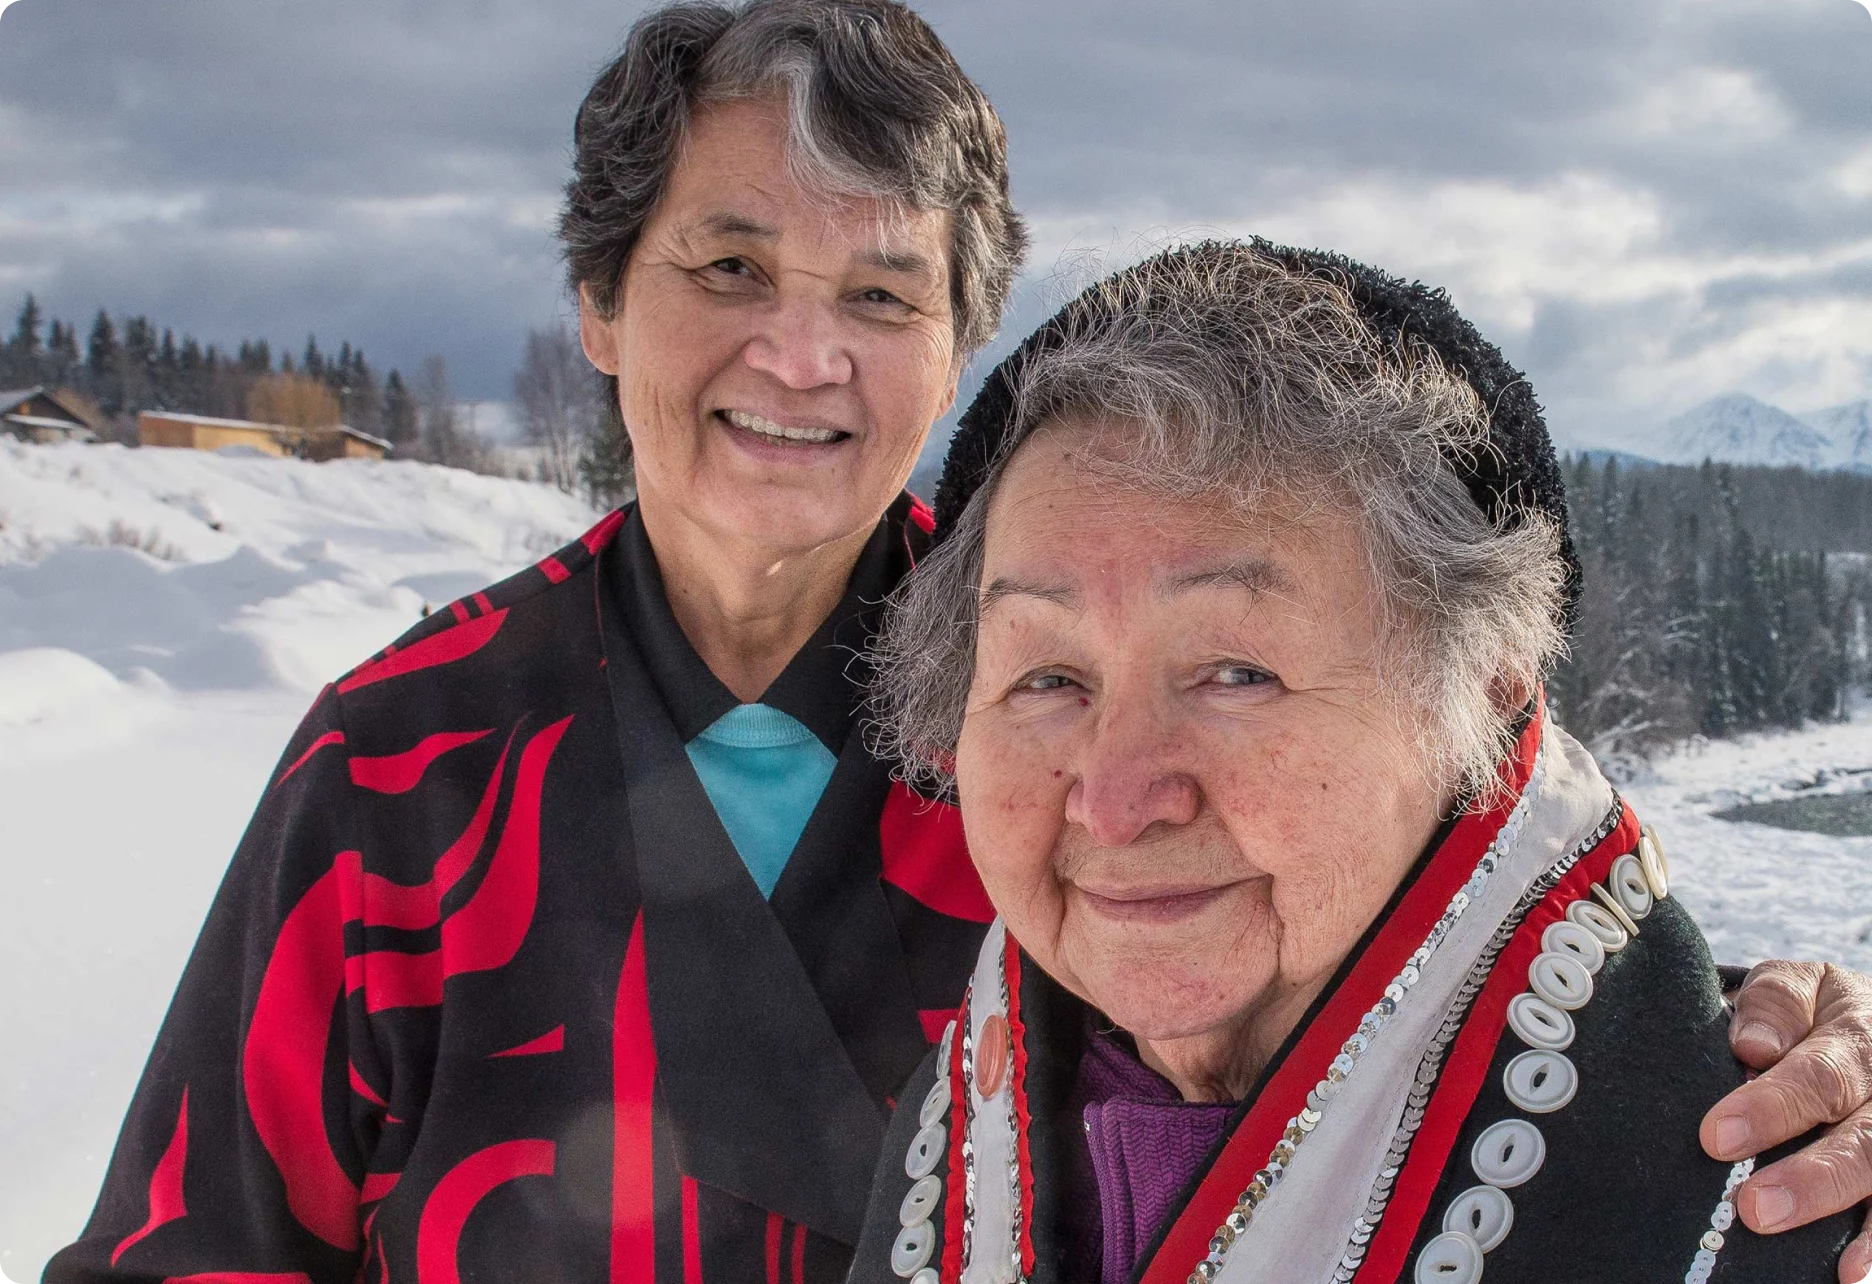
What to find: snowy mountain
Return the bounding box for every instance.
[1804,400,1872,472]
[1663,393,1837,469]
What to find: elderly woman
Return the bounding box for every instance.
[852,241,1864,1284]
[42,3,1872,1280]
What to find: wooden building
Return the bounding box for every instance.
[136,411,391,461]
[1,387,99,443]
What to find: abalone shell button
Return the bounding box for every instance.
[1639,827,1670,900]
[900,1173,942,1227]
[1529,950,1594,1011]
[1541,920,1606,975]
[919,1076,951,1128]
[891,1219,935,1278]
[1443,1184,1514,1252]
[905,1122,946,1180]
[1566,899,1629,952]
[1608,853,1654,919]
[1502,1049,1578,1114]
[1471,1118,1546,1188]
[1414,1230,1484,1284]
[1506,992,1575,1051]
[974,1012,1011,1100]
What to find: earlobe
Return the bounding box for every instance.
[577,285,621,376]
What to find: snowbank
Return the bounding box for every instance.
[0,441,598,1276]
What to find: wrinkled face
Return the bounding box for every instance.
[580,96,959,558]
[954,420,1446,1043]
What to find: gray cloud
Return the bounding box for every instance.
[1,0,1867,444]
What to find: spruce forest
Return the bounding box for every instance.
[1549,456,1872,754]
[5,295,1867,753]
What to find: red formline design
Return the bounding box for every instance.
[414,1139,556,1284]
[765,1213,784,1284]
[162,1274,313,1283]
[907,496,935,534]
[582,507,628,556]
[879,784,994,924]
[450,600,470,625]
[489,1025,565,1058]
[1355,801,1637,1283]
[681,1176,705,1284]
[473,592,493,616]
[360,1171,401,1204]
[275,731,344,790]
[348,1062,388,1109]
[337,609,508,694]
[917,1007,957,1045]
[112,1087,189,1265]
[612,911,657,1281]
[790,1222,806,1284]
[538,555,572,584]
[348,729,494,794]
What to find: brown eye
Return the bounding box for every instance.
[1213,665,1272,687]
[1020,673,1076,691]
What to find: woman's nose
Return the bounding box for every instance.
[741,292,854,389]
[1063,714,1200,848]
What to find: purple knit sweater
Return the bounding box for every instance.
[1064,1030,1238,1284]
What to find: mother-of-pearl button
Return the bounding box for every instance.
[1414,1229,1484,1284]
[905,1122,946,1180]
[1566,899,1629,953]
[1471,1117,1546,1187]
[1506,991,1575,1051]
[891,1220,936,1278]
[1502,1048,1579,1113]
[1529,950,1594,1011]
[1608,853,1655,920]
[1541,920,1606,975]
[1443,1184,1515,1252]
[918,1076,951,1129]
[910,1271,939,1284]
[1639,827,1670,900]
[900,1174,942,1227]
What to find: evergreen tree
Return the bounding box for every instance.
[382,368,419,450]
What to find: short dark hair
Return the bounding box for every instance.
[559,0,1028,355]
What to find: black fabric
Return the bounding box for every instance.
[932,238,1585,628]
[47,496,986,1284]
[618,503,897,753]
[1403,896,1856,1282]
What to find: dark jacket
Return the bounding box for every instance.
[49,494,993,1284]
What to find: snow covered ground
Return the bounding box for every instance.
[1,439,1869,1280]
[0,441,597,1280]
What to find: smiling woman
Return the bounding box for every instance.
[853,241,1865,1284]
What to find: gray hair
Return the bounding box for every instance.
[559,0,1027,356]
[873,247,1570,804]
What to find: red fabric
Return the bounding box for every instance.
[582,508,628,555]
[612,912,657,1282]
[347,1063,387,1109]
[163,1275,312,1283]
[879,785,994,924]
[538,555,572,584]
[918,1008,957,1044]
[1356,801,1637,1283]
[489,1025,565,1058]
[415,1139,556,1284]
[347,730,493,794]
[360,1172,401,1204]
[337,609,507,694]
[273,730,343,789]
[682,1176,705,1284]
[765,1213,784,1284]
[112,1088,189,1265]
[790,1223,806,1284]
[1138,707,1546,1284]
[907,497,935,534]
[1004,939,1038,1278]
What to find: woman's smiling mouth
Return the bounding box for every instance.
[721,408,851,445]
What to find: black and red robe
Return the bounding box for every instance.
[47,493,994,1284]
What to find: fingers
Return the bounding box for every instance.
[1732,1112,1872,1238]
[1730,960,1827,1071]
[1840,1204,1872,1284]
[1707,964,1872,1164]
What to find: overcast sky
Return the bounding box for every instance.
[1,0,1868,449]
